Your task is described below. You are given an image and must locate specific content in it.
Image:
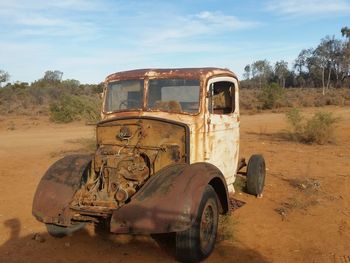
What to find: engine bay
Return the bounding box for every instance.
[70,118,187,211]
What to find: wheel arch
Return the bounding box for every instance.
[209,177,229,214]
[110,162,230,234]
[32,154,92,226]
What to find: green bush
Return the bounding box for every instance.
[285,108,338,144]
[259,83,285,109]
[285,108,303,139]
[303,112,338,144]
[50,94,101,123]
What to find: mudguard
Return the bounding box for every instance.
[32,154,92,226]
[110,162,229,234]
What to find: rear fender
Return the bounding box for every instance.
[110,162,229,234]
[32,154,92,226]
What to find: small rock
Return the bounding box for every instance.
[64,242,71,248]
[32,233,45,243]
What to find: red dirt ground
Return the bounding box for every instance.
[0,106,349,263]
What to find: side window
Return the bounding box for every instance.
[209,81,235,114]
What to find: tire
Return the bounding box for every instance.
[246,154,266,196]
[46,223,86,238]
[176,185,219,263]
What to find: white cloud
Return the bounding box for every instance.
[266,0,350,16]
[195,11,260,30]
[16,17,64,27]
[140,11,260,46]
[0,1,262,83]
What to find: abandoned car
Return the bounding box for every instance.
[33,68,266,262]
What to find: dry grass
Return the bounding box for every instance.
[275,197,320,220]
[285,108,339,144]
[240,88,350,114]
[287,177,321,193]
[217,215,238,243]
[233,175,246,193]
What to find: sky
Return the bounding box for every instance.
[0,0,350,84]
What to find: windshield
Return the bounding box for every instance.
[105,80,144,112]
[104,78,200,114]
[148,79,200,113]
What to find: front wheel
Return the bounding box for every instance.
[176,185,219,263]
[46,223,85,238]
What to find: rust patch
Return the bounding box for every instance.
[32,154,92,225]
[105,68,237,83]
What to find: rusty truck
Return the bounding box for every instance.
[33,68,266,262]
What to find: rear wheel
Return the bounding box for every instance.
[176,185,218,263]
[46,223,85,238]
[246,154,266,196]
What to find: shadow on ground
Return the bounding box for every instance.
[1,218,270,263]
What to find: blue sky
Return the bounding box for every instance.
[1,0,350,84]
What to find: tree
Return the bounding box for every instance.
[43,70,63,82]
[294,49,309,88]
[341,27,350,39]
[0,70,10,87]
[274,60,289,88]
[315,36,342,94]
[243,65,251,80]
[251,60,272,88]
[341,27,350,81]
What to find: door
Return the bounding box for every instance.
[204,77,240,193]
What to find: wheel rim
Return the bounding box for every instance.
[200,203,215,251]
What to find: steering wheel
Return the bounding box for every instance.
[118,99,139,110]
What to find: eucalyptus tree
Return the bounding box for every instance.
[243,64,251,80]
[0,70,10,88]
[251,60,272,89]
[43,70,63,83]
[274,60,289,88]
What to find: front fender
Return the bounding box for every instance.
[110,162,229,234]
[32,154,92,226]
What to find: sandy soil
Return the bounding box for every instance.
[0,107,349,263]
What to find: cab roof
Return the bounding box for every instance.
[105,68,237,83]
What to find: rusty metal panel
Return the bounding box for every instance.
[105,68,237,83]
[32,154,92,225]
[109,162,228,234]
[96,117,188,171]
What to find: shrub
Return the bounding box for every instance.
[285,107,303,139]
[303,112,338,144]
[50,94,101,123]
[259,83,285,109]
[285,108,338,144]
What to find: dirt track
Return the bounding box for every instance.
[0,107,349,263]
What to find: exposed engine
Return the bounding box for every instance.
[71,118,186,211]
[73,124,150,209]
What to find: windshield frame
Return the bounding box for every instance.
[103,77,202,116]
